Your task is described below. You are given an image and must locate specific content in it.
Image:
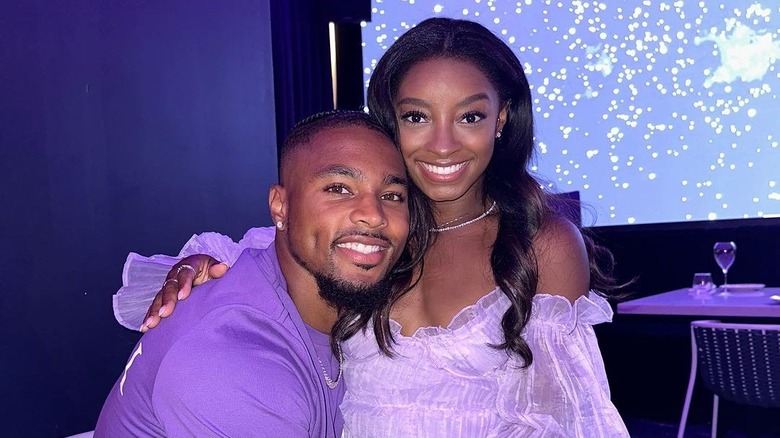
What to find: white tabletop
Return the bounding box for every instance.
[617,286,780,318]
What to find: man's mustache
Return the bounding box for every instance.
[330,230,392,248]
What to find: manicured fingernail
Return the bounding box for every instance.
[158,306,165,317]
[178,290,185,300]
[144,316,154,327]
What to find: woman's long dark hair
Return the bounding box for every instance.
[366,17,619,365]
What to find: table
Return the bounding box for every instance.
[617,286,780,318]
[616,286,780,434]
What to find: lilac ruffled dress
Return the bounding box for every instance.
[113,227,628,437]
[341,289,628,437]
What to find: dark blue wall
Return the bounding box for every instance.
[0,1,276,436]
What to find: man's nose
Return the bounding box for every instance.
[350,195,387,228]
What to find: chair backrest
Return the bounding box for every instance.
[692,320,780,408]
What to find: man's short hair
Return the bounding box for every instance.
[279,110,394,181]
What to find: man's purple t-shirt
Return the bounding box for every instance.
[95,246,345,437]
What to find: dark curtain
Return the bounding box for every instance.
[0,1,278,435]
[270,0,334,157]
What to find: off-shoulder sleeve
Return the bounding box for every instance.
[112,227,275,330]
[495,292,629,437]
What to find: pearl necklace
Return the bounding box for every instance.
[431,201,498,232]
[317,345,343,389]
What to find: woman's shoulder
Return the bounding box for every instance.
[533,215,590,302]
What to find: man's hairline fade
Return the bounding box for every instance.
[278,110,396,185]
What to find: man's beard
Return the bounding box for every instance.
[313,272,393,314]
[287,232,394,314]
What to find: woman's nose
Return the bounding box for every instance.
[427,124,460,156]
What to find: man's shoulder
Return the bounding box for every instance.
[149,282,304,366]
[168,298,307,354]
[137,245,300,376]
[184,246,289,320]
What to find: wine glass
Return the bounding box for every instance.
[713,241,736,288]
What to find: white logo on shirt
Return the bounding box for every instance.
[120,342,143,396]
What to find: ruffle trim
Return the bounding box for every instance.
[177,228,274,262]
[530,291,614,334]
[390,286,506,339]
[113,252,179,330]
[345,289,614,361]
[387,289,613,340]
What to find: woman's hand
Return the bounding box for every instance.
[140,254,229,332]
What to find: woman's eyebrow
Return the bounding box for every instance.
[456,92,491,107]
[395,97,430,108]
[396,92,491,108]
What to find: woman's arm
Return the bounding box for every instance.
[498,294,629,437]
[140,254,227,332]
[113,227,275,331]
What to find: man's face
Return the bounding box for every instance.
[279,125,410,308]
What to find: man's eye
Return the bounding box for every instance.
[325,184,351,195]
[382,192,405,202]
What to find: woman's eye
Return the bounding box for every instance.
[462,111,486,124]
[400,110,427,124]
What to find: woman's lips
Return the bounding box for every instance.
[417,161,468,182]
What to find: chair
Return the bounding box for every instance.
[677,320,780,438]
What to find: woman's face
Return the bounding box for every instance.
[394,57,507,204]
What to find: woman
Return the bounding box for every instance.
[116,17,628,437]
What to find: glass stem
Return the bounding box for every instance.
[722,270,728,286]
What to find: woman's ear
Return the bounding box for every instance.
[269,184,287,230]
[496,101,510,134]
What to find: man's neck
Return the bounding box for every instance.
[274,238,338,334]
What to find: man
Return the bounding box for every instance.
[95,110,414,437]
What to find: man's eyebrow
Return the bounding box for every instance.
[311,165,408,187]
[385,174,408,187]
[311,165,361,181]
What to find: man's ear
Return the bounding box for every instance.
[269,184,288,230]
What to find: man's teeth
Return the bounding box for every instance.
[421,162,466,175]
[337,242,382,254]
